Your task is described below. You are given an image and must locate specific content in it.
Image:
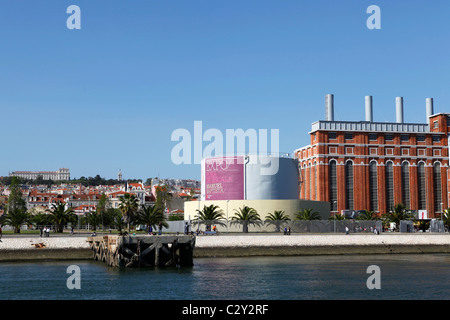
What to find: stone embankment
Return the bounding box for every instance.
[0,234,450,261]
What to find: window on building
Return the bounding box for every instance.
[385,134,393,141]
[385,162,394,212]
[345,133,353,140]
[434,162,442,213]
[432,135,440,143]
[369,133,377,141]
[401,162,410,208]
[418,162,426,210]
[329,160,337,211]
[345,161,354,211]
[328,132,337,140]
[417,135,426,142]
[369,162,378,212]
[433,120,439,129]
[400,135,409,142]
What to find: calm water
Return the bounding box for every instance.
[1,254,450,300]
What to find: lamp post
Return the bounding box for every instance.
[333,201,337,233]
[226,200,230,234]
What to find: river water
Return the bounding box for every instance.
[1,254,450,300]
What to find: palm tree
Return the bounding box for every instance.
[296,208,321,220]
[85,211,102,231]
[46,201,76,233]
[382,203,413,231]
[4,209,29,234]
[118,193,139,231]
[357,210,378,220]
[328,212,345,220]
[265,210,290,232]
[135,204,168,231]
[109,208,125,232]
[443,208,450,231]
[194,204,226,230]
[231,206,262,233]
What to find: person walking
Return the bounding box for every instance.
[39,226,43,238]
[0,225,2,242]
[345,226,349,235]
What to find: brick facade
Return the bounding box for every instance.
[295,114,449,218]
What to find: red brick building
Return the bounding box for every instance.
[295,95,449,218]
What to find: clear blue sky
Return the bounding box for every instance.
[0,0,449,181]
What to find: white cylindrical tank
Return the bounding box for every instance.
[244,155,299,200]
[201,155,299,201]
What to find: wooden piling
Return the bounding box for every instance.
[87,235,196,268]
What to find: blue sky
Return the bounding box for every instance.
[0,0,449,181]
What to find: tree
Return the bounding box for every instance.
[382,203,413,231]
[135,204,168,231]
[85,211,102,231]
[328,212,345,220]
[118,193,139,231]
[231,206,262,233]
[194,204,226,230]
[46,201,76,233]
[30,213,53,227]
[357,210,378,220]
[443,208,450,231]
[96,193,110,230]
[296,208,321,220]
[106,208,124,232]
[4,177,29,233]
[265,210,290,232]
[155,185,171,212]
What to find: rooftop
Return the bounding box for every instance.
[309,120,433,134]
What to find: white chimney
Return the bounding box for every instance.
[395,97,403,123]
[325,94,334,121]
[426,98,434,124]
[365,96,373,122]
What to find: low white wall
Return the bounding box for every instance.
[184,199,330,222]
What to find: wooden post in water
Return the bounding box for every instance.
[87,235,195,268]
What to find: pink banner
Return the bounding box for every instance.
[205,156,244,200]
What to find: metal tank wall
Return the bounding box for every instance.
[244,155,299,200]
[201,155,299,201]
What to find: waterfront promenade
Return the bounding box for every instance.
[1,233,450,261]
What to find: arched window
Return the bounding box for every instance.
[417,162,426,210]
[401,162,410,208]
[329,160,337,211]
[434,162,442,213]
[385,161,394,212]
[345,161,354,211]
[369,161,378,212]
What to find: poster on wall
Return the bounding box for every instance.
[204,156,244,200]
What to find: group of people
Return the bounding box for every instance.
[39,226,52,237]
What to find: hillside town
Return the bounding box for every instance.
[0,169,200,220]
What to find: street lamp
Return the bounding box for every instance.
[226,200,230,234]
[333,201,337,233]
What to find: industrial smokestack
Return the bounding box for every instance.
[365,96,373,122]
[426,98,434,124]
[395,97,404,123]
[325,94,334,121]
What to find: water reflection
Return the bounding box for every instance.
[1,254,450,300]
